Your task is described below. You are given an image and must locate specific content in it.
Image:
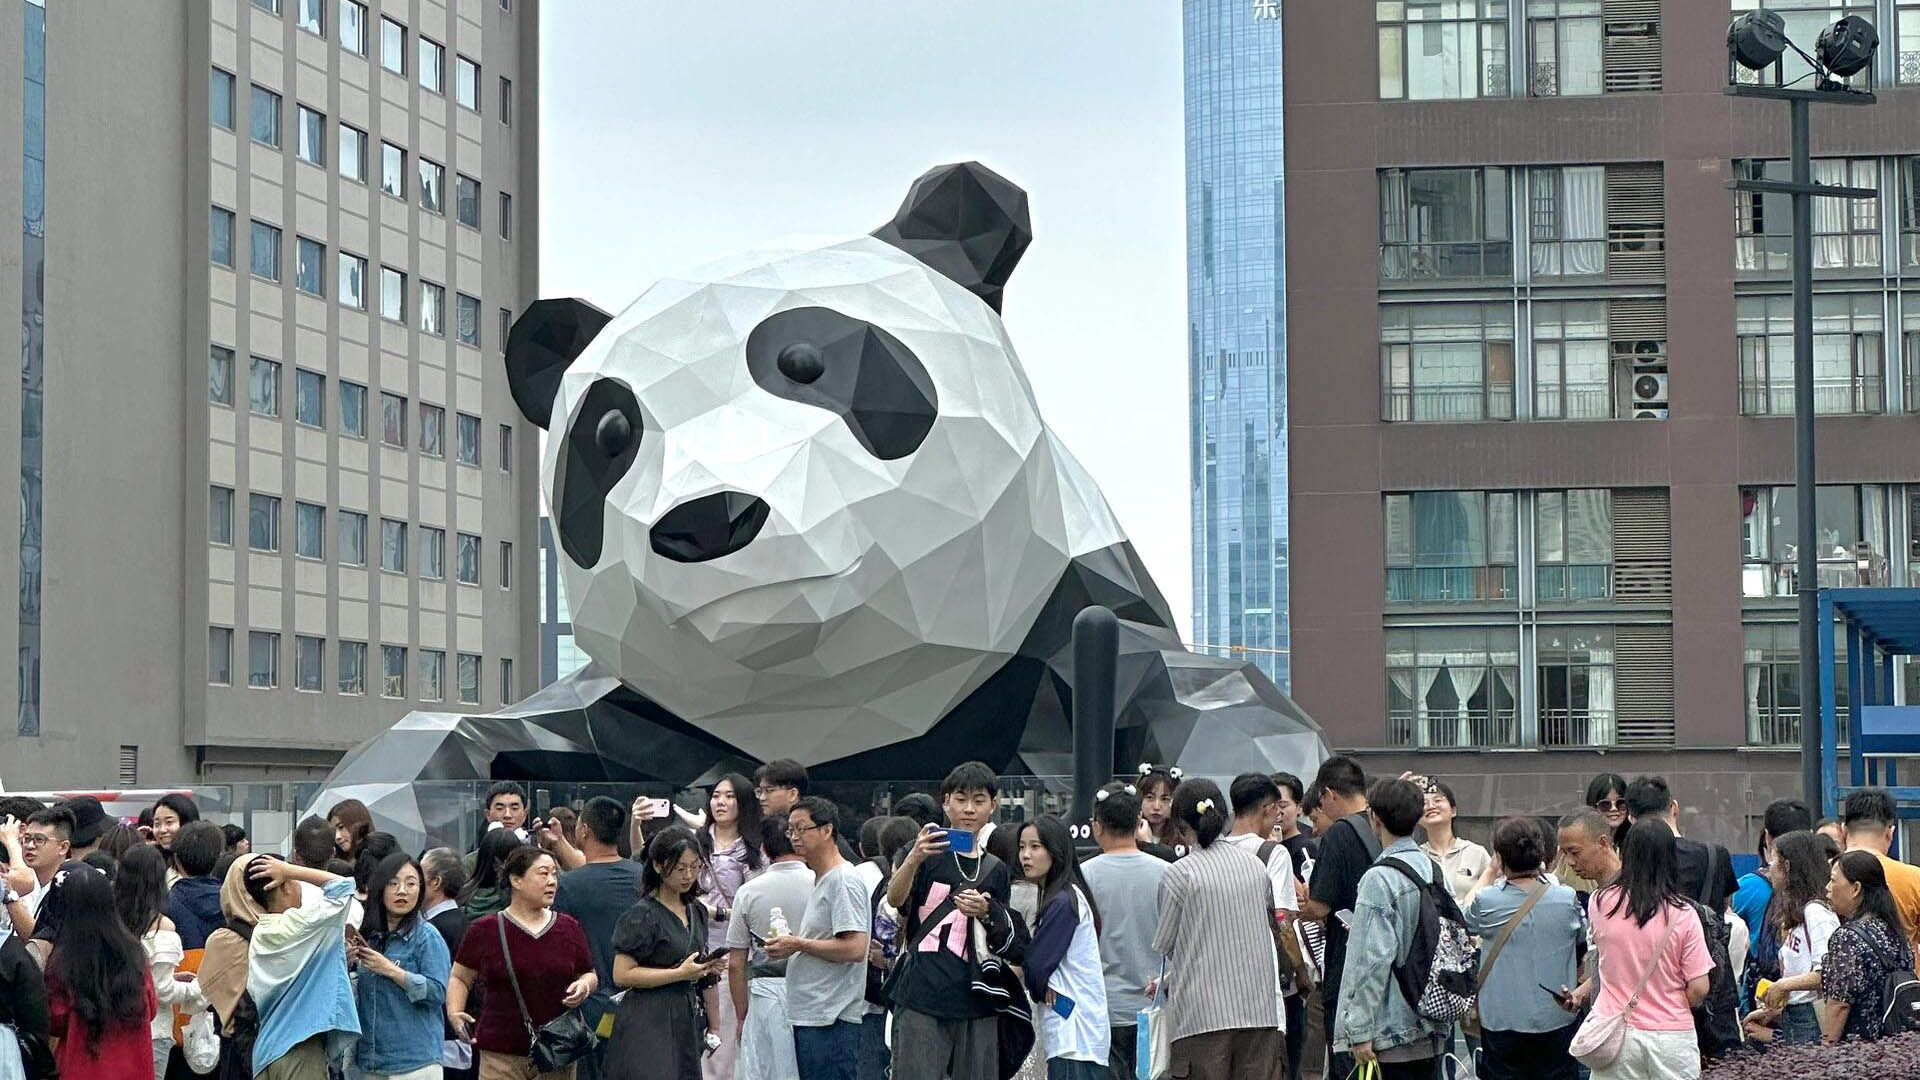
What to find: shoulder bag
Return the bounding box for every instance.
[1569,904,1682,1070]
[1463,879,1550,1038]
[497,913,598,1073]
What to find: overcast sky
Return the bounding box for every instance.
[539,2,1193,636]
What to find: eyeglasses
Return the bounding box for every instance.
[20,834,54,848]
[1593,798,1627,812]
[786,822,828,839]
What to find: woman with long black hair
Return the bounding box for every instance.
[1017,815,1108,1080]
[352,851,452,1079]
[1586,773,1630,846]
[697,774,762,1080]
[150,795,201,887]
[1580,819,1713,1080]
[1747,830,1836,1045]
[1136,765,1191,851]
[607,828,727,1080]
[117,844,207,1079]
[460,827,526,919]
[41,865,158,1079]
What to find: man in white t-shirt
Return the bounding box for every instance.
[1221,772,1301,1040]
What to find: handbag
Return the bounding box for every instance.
[1569,905,1682,1070]
[1135,961,1171,1080]
[1463,879,1550,1038]
[497,913,599,1073]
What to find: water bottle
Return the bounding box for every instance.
[769,906,791,938]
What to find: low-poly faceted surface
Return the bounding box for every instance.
[312,162,1327,817]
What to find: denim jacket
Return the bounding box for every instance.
[353,916,452,1075]
[1332,837,1450,1055]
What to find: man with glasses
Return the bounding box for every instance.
[766,797,871,1080]
[754,760,810,817]
[15,807,73,921]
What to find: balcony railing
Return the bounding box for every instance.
[1382,241,1514,283]
[1387,565,1519,604]
[1531,61,1558,97]
[1383,385,1514,423]
[1541,708,1615,748]
[1902,50,1920,85]
[1535,385,1615,420]
[1741,555,1888,598]
[1740,377,1885,416]
[1537,564,1612,602]
[1390,708,1524,749]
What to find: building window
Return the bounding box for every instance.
[211,67,236,130]
[499,540,513,588]
[295,237,325,297]
[455,174,481,228]
[249,356,281,417]
[295,368,325,427]
[420,37,444,93]
[499,308,512,352]
[1376,0,1508,101]
[499,424,512,470]
[1742,484,1890,596]
[296,0,323,32]
[250,85,281,148]
[295,501,324,558]
[210,345,235,406]
[457,56,480,110]
[500,657,514,701]
[421,649,446,701]
[250,220,282,282]
[381,392,407,447]
[296,106,326,166]
[382,644,406,697]
[340,0,366,54]
[1907,292,1920,407]
[1736,157,1881,273]
[419,159,445,215]
[1538,625,1615,746]
[210,485,234,545]
[339,510,368,565]
[420,403,445,457]
[1386,627,1520,747]
[457,412,481,466]
[421,526,445,579]
[380,266,406,322]
[340,380,368,438]
[500,76,513,124]
[209,627,233,685]
[211,207,235,267]
[339,640,367,694]
[249,493,281,552]
[1527,0,1602,96]
[1527,166,1606,277]
[381,17,406,74]
[295,635,324,690]
[1536,489,1612,600]
[499,192,513,238]
[380,142,405,198]
[339,252,367,309]
[1737,294,1885,415]
[1742,622,1849,746]
[458,532,481,585]
[1384,490,1519,603]
[253,0,281,14]
[457,293,481,346]
[1380,302,1514,421]
[420,281,445,336]
[1903,157,1920,269]
[1532,301,1613,419]
[381,517,407,573]
[339,123,367,182]
[457,652,481,704]
[1380,167,1512,282]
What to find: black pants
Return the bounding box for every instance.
[1284,995,1304,1080]
[1477,1025,1579,1080]
[1376,1058,1440,1080]
[1109,1024,1137,1080]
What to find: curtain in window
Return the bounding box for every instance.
[1813,160,1852,267]
[1381,174,1412,278]
[1563,167,1606,274]
[1413,491,1485,566]
[1419,663,1456,746]
[1586,663,1615,744]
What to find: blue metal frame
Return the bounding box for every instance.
[1819,588,1920,817]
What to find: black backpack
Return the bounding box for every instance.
[1867,928,1920,1037]
[1375,857,1478,1023]
[1681,894,1741,1059]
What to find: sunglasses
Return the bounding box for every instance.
[1593,798,1627,812]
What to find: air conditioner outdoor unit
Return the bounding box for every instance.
[1632,371,1668,403]
[1633,406,1670,420]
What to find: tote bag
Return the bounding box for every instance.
[1570,906,1682,1070]
[1135,963,1171,1080]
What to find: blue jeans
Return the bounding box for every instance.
[1777,1002,1820,1045]
[795,1020,864,1080]
[858,1012,890,1080]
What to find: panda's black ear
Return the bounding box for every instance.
[505,298,613,429]
[872,162,1031,313]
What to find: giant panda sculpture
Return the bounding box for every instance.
[318,163,1327,807]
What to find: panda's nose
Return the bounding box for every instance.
[650,491,771,563]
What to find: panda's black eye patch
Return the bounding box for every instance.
[555,378,643,568]
[746,307,937,461]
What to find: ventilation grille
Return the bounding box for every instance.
[118,745,139,786]
[1615,625,1676,746]
[1602,0,1662,93]
[1612,488,1672,604]
[1605,164,1666,280]
[1607,297,1668,342]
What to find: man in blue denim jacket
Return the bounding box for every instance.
[1332,779,1448,1079]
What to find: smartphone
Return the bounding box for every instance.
[650,797,673,818]
[944,828,976,855]
[1540,983,1574,1008]
[535,788,552,819]
[1050,993,1075,1020]
[698,948,728,965]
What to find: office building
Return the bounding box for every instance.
[1186,0,1292,690]
[0,0,541,785]
[1283,0,1920,833]
[537,516,585,686]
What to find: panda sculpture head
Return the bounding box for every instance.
[511,163,1119,763]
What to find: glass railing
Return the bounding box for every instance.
[1387,565,1519,603]
[1537,564,1611,602]
[1381,241,1514,283]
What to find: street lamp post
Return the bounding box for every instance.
[1727,12,1878,810]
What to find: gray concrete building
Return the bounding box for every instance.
[0,0,541,787]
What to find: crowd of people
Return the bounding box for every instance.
[2,761,1920,1080]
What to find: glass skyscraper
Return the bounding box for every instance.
[1185,0,1289,690]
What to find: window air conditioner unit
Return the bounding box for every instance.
[1631,371,1668,419]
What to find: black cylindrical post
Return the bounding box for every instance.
[1791,96,1822,810]
[1071,605,1119,831]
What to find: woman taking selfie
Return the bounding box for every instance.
[449,846,595,1080]
[1018,815,1108,1080]
[352,851,451,1079]
[606,828,727,1080]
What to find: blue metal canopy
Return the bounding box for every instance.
[1820,588,1920,817]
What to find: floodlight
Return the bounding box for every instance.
[1816,16,1878,78]
[1728,10,1788,71]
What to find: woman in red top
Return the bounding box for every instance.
[40,863,158,1080]
[448,845,596,1080]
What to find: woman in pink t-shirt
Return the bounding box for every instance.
[1582,820,1713,1080]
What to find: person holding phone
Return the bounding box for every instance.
[1463,818,1583,1080]
[352,852,452,1080]
[1017,816,1108,1080]
[606,829,727,1080]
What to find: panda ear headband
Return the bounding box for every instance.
[502,161,1032,433]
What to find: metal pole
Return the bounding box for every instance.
[1792,97,1822,809]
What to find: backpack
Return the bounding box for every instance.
[1866,926,1920,1037]
[1678,896,1740,1060]
[1375,856,1478,1024]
